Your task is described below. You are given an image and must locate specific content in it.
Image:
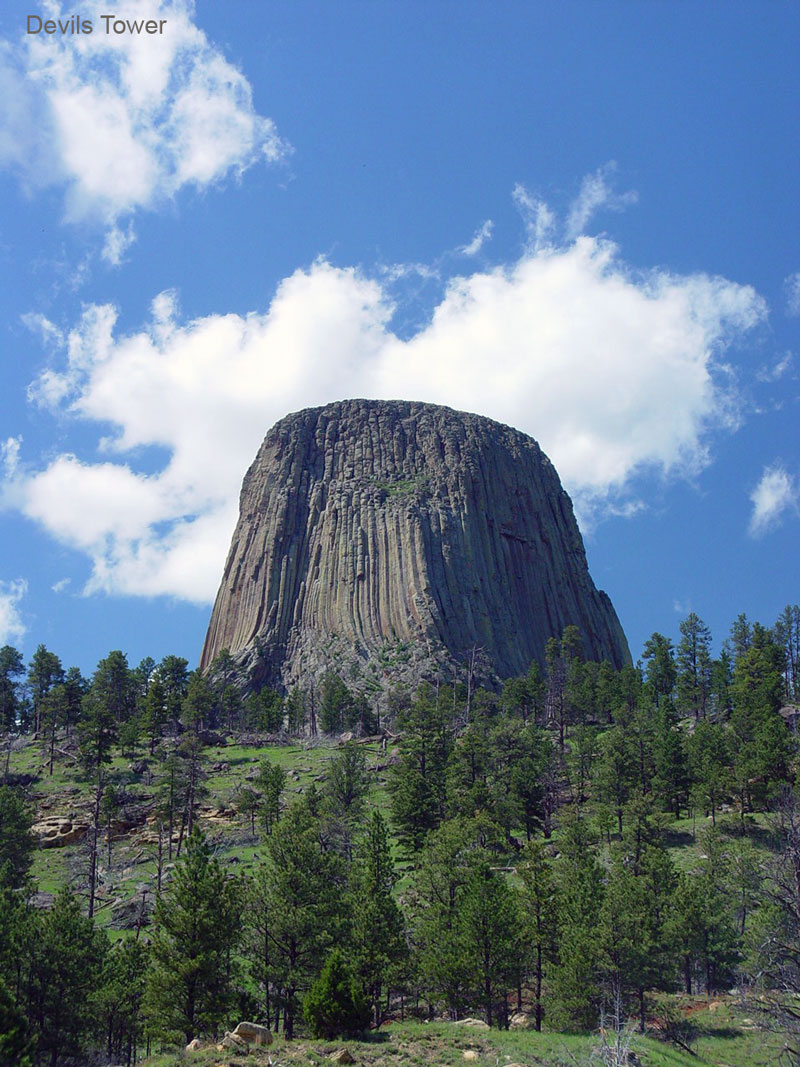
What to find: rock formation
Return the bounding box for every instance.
[200,400,629,692]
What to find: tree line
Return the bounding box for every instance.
[0,603,799,1064]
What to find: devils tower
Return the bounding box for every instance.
[200,400,629,691]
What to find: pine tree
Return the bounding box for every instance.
[26,644,63,735]
[0,646,25,733]
[350,811,405,1026]
[304,948,370,1038]
[256,757,286,835]
[687,720,731,826]
[96,939,148,1065]
[255,798,347,1037]
[0,786,34,889]
[144,828,240,1045]
[390,685,451,851]
[676,613,712,720]
[642,632,677,709]
[0,977,34,1067]
[26,887,108,1067]
[457,863,519,1026]
[325,741,368,822]
[407,818,489,1019]
[549,816,604,1032]
[517,840,557,1030]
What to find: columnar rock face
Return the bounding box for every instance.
[200,400,629,690]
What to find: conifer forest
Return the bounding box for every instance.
[1,606,800,1066]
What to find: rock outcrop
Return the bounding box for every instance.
[201,400,629,691]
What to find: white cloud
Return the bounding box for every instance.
[51,578,71,594]
[11,184,766,604]
[785,272,800,316]
[0,579,27,645]
[513,183,556,252]
[756,351,793,383]
[749,464,799,536]
[0,0,288,249]
[101,222,137,266]
[459,220,494,256]
[565,163,638,241]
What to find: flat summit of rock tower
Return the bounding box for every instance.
[201,399,629,691]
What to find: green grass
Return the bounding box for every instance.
[136,1010,783,1067]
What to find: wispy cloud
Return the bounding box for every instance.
[0,0,289,255]
[565,162,638,241]
[459,220,494,256]
[0,579,27,644]
[9,176,766,604]
[512,183,556,252]
[756,351,793,383]
[785,272,800,316]
[749,463,799,536]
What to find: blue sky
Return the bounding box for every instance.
[0,0,798,677]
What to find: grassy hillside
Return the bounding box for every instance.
[138,1012,782,1067]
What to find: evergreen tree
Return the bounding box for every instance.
[61,666,87,737]
[304,948,370,1038]
[96,939,148,1066]
[676,613,712,720]
[593,724,636,835]
[390,684,451,851]
[549,816,604,1031]
[687,719,731,826]
[158,655,189,723]
[26,887,108,1067]
[319,672,354,734]
[255,757,286,835]
[0,786,34,888]
[642,632,677,709]
[182,670,214,732]
[26,644,64,735]
[144,828,240,1045]
[457,863,519,1026]
[142,674,167,754]
[91,650,136,725]
[79,682,117,917]
[774,603,800,702]
[599,828,676,1032]
[0,977,34,1067]
[350,811,405,1026]
[284,686,307,735]
[652,706,689,817]
[256,798,347,1037]
[0,646,24,733]
[325,741,368,822]
[517,840,557,1030]
[407,818,491,1019]
[730,623,789,814]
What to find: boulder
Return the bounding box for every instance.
[219,1030,249,1053]
[509,1011,532,1029]
[185,1037,203,1051]
[329,1050,356,1064]
[232,1020,272,1046]
[453,1017,489,1029]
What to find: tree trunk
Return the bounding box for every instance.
[88,777,103,918]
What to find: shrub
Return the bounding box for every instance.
[303,948,371,1039]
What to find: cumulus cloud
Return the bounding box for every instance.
[749,464,799,536]
[11,182,766,604]
[0,0,288,249]
[0,579,27,644]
